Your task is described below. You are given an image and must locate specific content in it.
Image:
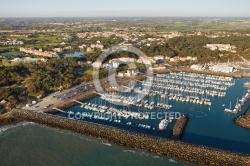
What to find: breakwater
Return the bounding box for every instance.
[235,106,250,130]
[12,109,250,166]
[0,112,19,125]
[172,116,188,139]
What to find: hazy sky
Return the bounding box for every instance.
[0,0,249,17]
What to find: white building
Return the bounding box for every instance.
[190,64,205,71]
[92,61,102,68]
[154,55,164,61]
[53,48,63,53]
[117,69,139,77]
[210,65,235,73]
[206,44,236,52]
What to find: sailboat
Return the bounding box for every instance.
[224,101,234,113]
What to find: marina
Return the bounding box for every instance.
[56,72,250,154]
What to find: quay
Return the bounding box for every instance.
[153,67,243,78]
[44,91,98,113]
[11,109,250,166]
[172,116,188,139]
[42,74,146,113]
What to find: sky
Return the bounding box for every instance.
[0,0,250,17]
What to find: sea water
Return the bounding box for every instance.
[0,123,192,166]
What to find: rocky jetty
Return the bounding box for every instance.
[11,109,250,166]
[172,116,188,139]
[0,112,19,125]
[235,106,250,130]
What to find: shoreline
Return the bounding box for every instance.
[11,109,250,165]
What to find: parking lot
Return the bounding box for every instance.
[22,74,136,111]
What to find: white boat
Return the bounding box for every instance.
[158,119,170,130]
[224,102,236,113]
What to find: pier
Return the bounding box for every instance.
[73,100,85,105]
[11,109,250,166]
[52,107,66,113]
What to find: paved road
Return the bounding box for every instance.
[23,74,144,111]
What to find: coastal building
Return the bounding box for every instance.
[170,57,180,62]
[90,44,104,50]
[78,44,87,51]
[9,57,48,63]
[190,64,205,71]
[20,47,58,57]
[206,44,236,52]
[179,57,187,62]
[154,55,164,61]
[117,69,139,77]
[210,64,235,73]
[137,57,155,65]
[53,48,63,53]
[86,47,93,52]
[92,61,102,68]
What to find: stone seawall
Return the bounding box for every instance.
[12,109,249,166]
[172,116,188,139]
[235,106,250,130]
[0,112,19,125]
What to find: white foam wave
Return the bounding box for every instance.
[168,159,177,163]
[100,141,112,146]
[0,122,31,134]
[123,150,136,153]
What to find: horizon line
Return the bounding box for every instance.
[1,16,250,18]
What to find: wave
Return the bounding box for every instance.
[168,159,177,163]
[152,155,160,159]
[101,142,112,146]
[123,150,165,161]
[0,122,31,135]
[123,150,136,153]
